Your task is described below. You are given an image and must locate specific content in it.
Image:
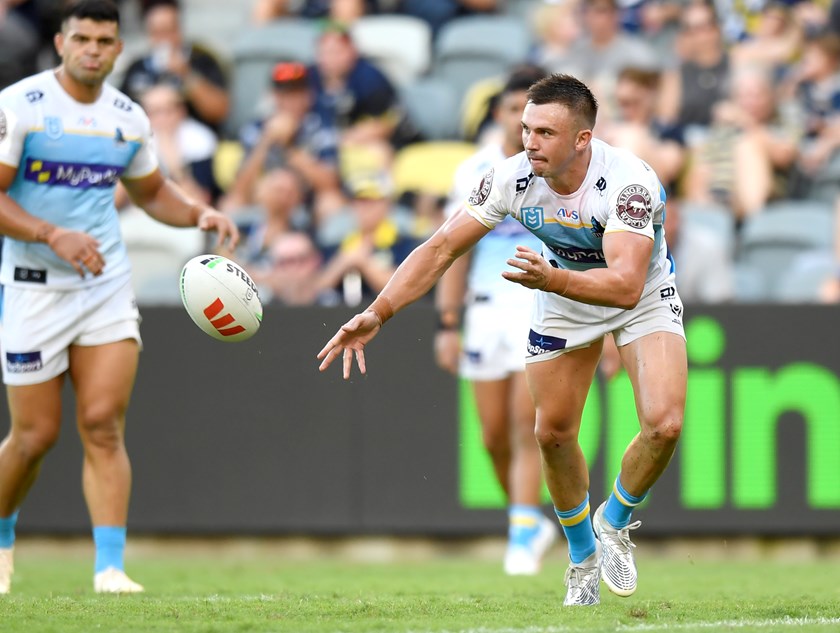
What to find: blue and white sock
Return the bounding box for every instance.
[555,494,596,564]
[604,475,648,529]
[93,526,127,573]
[508,505,542,548]
[0,511,19,549]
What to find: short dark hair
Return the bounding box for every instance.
[62,0,121,28]
[526,73,598,129]
[500,64,548,98]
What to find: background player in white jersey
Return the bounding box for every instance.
[319,74,686,606]
[0,0,238,594]
[434,66,558,576]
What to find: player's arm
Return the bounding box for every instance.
[504,230,653,309]
[0,163,105,276]
[433,232,471,374]
[121,168,239,249]
[317,208,490,378]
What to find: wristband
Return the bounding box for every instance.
[367,294,395,326]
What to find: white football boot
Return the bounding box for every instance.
[563,541,602,606]
[593,501,641,597]
[0,547,12,594]
[504,515,559,576]
[94,567,144,594]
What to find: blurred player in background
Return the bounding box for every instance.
[0,0,238,594]
[434,65,559,576]
[319,74,686,606]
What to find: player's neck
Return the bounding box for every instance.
[54,66,103,104]
[545,146,592,196]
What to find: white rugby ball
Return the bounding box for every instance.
[179,254,263,342]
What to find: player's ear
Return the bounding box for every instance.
[54,31,65,57]
[575,128,592,151]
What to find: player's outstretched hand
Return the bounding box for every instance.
[197,208,240,250]
[317,310,383,379]
[434,330,460,375]
[46,227,104,278]
[502,245,554,290]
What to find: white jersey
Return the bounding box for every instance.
[447,143,543,301]
[465,138,672,290]
[0,70,158,290]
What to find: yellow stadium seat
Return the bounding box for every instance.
[212,140,245,193]
[392,141,477,198]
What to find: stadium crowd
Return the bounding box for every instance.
[3,0,839,306]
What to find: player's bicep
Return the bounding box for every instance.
[602,230,652,290]
[120,167,165,208]
[0,162,17,192]
[437,206,491,259]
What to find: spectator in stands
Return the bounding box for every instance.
[563,0,660,101]
[400,0,500,38]
[139,82,220,205]
[222,61,342,221]
[251,0,377,24]
[119,0,230,133]
[529,0,583,79]
[309,22,419,150]
[658,1,730,146]
[787,32,840,180]
[249,231,332,306]
[597,67,686,191]
[316,172,417,306]
[729,3,804,79]
[682,64,803,220]
[233,168,309,269]
[0,0,42,89]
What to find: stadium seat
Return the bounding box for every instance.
[773,252,837,303]
[182,4,248,58]
[350,15,432,87]
[227,19,320,136]
[431,15,533,104]
[212,140,245,193]
[736,199,834,301]
[399,77,462,140]
[679,201,737,258]
[392,141,477,197]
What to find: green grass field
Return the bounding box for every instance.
[1,540,839,633]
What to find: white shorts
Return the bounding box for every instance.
[1,274,142,386]
[526,273,685,363]
[459,293,533,381]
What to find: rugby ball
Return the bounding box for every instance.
[179,254,263,342]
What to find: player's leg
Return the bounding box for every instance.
[69,339,143,594]
[594,330,687,597]
[471,379,512,498]
[503,370,558,575]
[0,380,64,593]
[527,340,604,605]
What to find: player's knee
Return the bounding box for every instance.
[481,426,510,458]
[534,418,578,451]
[642,414,683,449]
[9,424,60,462]
[77,406,123,451]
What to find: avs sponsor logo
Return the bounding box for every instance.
[0,109,6,142]
[590,217,605,238]
[660,286,676,301]
[468,168,494,206]
[113,98,132,112]
[520,206,544,230]
[556,207,581,228]
[546,243,606,264]
[44,116,63,139]
[25,90,44,103]
[514,172,534,195]
[527,330,567,356]
[78,116,97,128]
[594,176,606,195]
[615,184,652,229]
[24,158,124,188]
[6,351,43,374]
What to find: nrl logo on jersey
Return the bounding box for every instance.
[468,168,494,206]
[520,206,544,230]
[616,184,652,229]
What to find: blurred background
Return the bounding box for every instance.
[1,0,839,544]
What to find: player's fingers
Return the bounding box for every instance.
[317,338,340,361]
[342,348,353,380]
[505,257,527,271]
[71,260,86,278]
[355,348,366,375]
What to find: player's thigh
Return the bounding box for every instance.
[5,378,65,449]
[618,331,687,431]
[69,339,139,429]
[526,340,603,438]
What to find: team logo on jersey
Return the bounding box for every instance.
[468,168,494,206]
[0,109,6,142]
[44,116,63,140]
[521,206,544,230]
[6,351,42,374]
[594,176,607,194]
[615,184,652,229]
[590,217,605,238]
[25,90,44,103]
[515,172,534,194]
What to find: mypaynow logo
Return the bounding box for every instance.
[459,317,840,510]
[24,158,124,188]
